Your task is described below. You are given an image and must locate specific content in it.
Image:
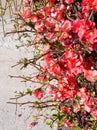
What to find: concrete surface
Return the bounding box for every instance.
[0,19,57,130]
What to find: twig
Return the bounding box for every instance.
[15,99,18,115]
[10,93,28,100]
[29,104,57,108]
[7,101,57,108]
[11,50,51,68]
[5,29,35,36]
[11,62,21,68]
[7,100,60,109]
[9,75,42,83]
[88,11,94,20]
[65,13,74,22]
[8,100,59,104]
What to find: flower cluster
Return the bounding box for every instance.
[17,0,97,129]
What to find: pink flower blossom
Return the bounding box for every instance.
[91,109,97,120]
[23,8,31,19]
[33,90,44,99]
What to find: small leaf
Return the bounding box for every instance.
[27,88,33,95]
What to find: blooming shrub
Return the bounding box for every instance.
[9,0,97,129]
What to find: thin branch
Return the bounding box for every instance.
[29,62,43,72]
[10,93,28,100]
[11,50,51,68]
[29,104,57,108]
[7,100,60,107]
[11,62,21,68]
[9,75,43,83]
[65,13,74,22]
[25,113,50,122]
[15,99,18,115]
[29,50,51,63]
[7,101,36,105]
[7,101,57,108]
[5,29,35,36]
[88,11,94,20]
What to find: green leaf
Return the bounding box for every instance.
[27,88,33,95]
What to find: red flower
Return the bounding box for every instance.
[44,18,56,31]
[23,8,31,19]
[61,20,71,32]
[91,109,97,120]
[31,15,38,23]
[46,0,56,4]
[84,29,97,44]
[35,34,43,42]
[61,106,71,114]
[77,87,90,104]
[73,104,80,113]
[23,0,31,6]
[46,85,55,94]
[45,32,54,40]
[64,120,72,127]
[65,0,74,4]
[57,4,66,11]
[35,20,44,32]
[67,76,77,88]
[33,90,44,99]
[82,0,97,11]
[64,49,84,75]
[84,70,97,82]
[49,63,61,75]
[85,98,94,112]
